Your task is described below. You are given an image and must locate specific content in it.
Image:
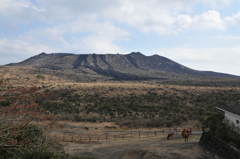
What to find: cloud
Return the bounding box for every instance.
[104,0,191,34]
[0,0,238,34]
[103,0,230,34]
[192,10,226,30]
[157,47,240,75]
[0,0,43,25]
[225,12,240,26]
[198,0,235,8]
[0,39,56,55]
[1,0,235,34]
[0,16,129,64]
[0,0,240,76]
[0,38,57,64]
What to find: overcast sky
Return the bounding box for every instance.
[1,0,240,75]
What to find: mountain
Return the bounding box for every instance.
[6,52,238,81]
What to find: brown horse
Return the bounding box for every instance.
[167,128,177,140]
[181,128,192,142]
[189,128,192,135]
[167,132,175,140]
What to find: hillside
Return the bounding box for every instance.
[6,52,238,81]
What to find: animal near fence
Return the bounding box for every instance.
[49,128,202,144]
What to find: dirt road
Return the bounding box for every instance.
[62,134,220,159]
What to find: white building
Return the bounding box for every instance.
[217,106,240,129]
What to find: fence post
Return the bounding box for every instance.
[79,136,81,143]
[105,133,108,143]
[62,135,65,142]
[88,135,91,143]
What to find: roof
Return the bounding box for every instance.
[217,104,240,116]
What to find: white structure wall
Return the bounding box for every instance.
[223,110,240,128]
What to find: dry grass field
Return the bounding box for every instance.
[0,66,237,158]
[1,66,240,127]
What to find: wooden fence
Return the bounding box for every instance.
[48,128,202,144]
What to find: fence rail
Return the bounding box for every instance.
[48,128,202,144]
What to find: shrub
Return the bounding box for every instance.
[0,122,44,159]
[15,147,94,159]
[19,147,59,159]
[0,121,95,159]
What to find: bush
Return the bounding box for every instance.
[13,147,94,159]
[36,75,45,80]
[0,121,95,159]
[0,122,44,159]
[0,100,11,107]
[19,147,59,159]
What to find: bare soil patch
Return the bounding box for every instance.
[62,135,219,159]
